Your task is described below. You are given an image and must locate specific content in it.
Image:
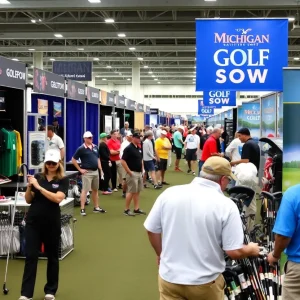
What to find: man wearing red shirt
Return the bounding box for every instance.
[107,129,123,191]
[199,128,222,175]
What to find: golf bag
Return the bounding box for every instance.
[68,176,90,207]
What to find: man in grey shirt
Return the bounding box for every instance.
[143,131,161,189]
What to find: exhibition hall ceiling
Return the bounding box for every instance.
[0,1,299,85]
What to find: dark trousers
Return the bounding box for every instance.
[110,161,117,189]
[21,223,60,298]
[100,161,111,191]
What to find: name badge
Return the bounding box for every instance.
[52,184,59,189]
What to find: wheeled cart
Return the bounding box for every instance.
[0,198,75,260]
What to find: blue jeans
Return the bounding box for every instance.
[198,160,205,176]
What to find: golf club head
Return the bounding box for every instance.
[228,186,255,207]
[2,283,9,295]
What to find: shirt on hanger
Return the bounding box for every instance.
[0,128,17,176]
[14,130,23,169]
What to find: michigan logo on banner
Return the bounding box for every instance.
[196,19,288,91]
[203,91,236,108]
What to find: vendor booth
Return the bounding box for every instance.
[150,108,159,126]
[135,103,145,130]
[145,106,151,126]
[115,95,126,130]
[0,56,27,191]
[66,79,85,162]
[86,86,100,144]
[125,98,136,129]
[100,90,115,133]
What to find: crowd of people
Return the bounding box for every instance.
[19,119,299,300]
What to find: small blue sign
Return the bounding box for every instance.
[196,19,288,91]
[203,91,236,108]
[198,103,214,115]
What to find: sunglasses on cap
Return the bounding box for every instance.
[45,161,58,166]
[85,137,93,139]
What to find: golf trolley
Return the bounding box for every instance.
[68,173,91,207]
[223,186,282,300]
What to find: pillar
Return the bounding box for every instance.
[132,61,141,102]
[107,82,115,93]
[33,52,43,69]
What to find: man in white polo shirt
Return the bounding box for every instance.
[184,126,200,176]
[47,125,65,160]
[144,156,260,300]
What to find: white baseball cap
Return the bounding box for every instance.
[126,131,133,136]
[161,130,167,135]
[83,131,93,138]
[44,149,61,163]
[178,126,185,131]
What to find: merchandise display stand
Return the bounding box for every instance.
[1,198,75,260]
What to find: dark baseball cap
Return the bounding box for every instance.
[132,132,141,138]
[237,128,251,135]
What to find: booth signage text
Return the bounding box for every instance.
[203,91,236,108]
[67,79,86,101]
[150,108,159,115]
[145,106,151,114]
[0,56,26,90]
[87,86,99,103]
[196,19,288,91]
[137,103,144,112]
[126,99,136,111]
[116,96,125,109]
[34,68,65,97]
[53,61,92,81]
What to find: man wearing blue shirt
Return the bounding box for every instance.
[267,184,300,300]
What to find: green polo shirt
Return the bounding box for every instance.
[0,128,17,176]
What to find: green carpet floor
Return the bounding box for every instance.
[0,161,192,300]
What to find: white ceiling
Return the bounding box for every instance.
[0,2,299,85]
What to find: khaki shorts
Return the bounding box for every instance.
[158,274,225,300]
[283,261,300,300]
[82,170,99,191]
[125,172,143,193]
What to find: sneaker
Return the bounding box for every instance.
[187,169,191,174]
[124,209,135,216]
[80,209,86,216]
[144,184,148,188]
[192,172,196,176]
[122,192,126,198]
[154,184,162,189]
[158,182,163,188]
[118,184,123,189]
[175,167,183,172]
[134,209,147,215]
[19,297,32,300]
[107,188,112,192]
[113,188,118,192]
[93,207,107,213]
[102,191,112,195]
[162,181,170,185]
[44,295,55,300]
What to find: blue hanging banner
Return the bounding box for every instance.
[198,102,214,115]
[203,91,236,108]
[196,19,288,91]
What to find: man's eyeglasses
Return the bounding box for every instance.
[45,161,58,166]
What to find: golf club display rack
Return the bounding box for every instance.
[0,198,75,260]
[224,186,283,300]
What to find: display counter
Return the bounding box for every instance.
[0,198,75,260]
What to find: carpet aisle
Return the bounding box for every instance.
[0,161,192,300]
